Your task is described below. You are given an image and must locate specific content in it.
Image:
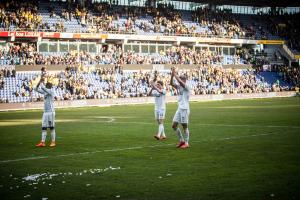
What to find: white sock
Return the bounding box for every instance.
[158,124,164,137]
[157,124,161,137]
[41,130,47,142]
[51,129,56,142]
[175,128,184,142]
[184,128,190,144]
[161,124,166,137]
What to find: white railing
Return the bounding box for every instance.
[282,44,295,60]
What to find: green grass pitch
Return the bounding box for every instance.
[0,97,300,200]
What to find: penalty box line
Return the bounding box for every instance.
[0,132,282,164]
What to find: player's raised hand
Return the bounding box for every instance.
[37,76,45,88]
[40,76,45,83]
[153,70,158,82]
[171,67,176,76]
[149,80,154,86]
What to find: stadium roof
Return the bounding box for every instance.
[174,0,300,7]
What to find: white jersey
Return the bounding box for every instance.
[176,83,191,110]
[152,89,166,111]
[36,84,55,113]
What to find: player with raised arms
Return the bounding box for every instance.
[170,67,191,149]
[35,71,57,147]
[148,71,167,140]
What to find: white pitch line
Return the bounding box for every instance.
[110,121,153,125]
[193,123,300,129]
[0,132,281,164]
[104,146,143,152]
[108,121,300,129]
[0,156,48,163]
[107,118,115,123]
[1,117,298,129]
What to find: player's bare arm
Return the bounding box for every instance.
[148,82,154,96]
[35,77,45,94]
[170,67,178,89]
[151,81,164,94]
[41,83,53,95]
[36,76,44,89]
[174,72,186,88]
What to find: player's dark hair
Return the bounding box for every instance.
[46,82,53,88]
[157,81,164,86]
[180,75,187,81]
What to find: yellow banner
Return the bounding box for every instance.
[257,40,284,45]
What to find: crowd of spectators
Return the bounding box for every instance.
[190,66,272,94]
[1,0,299,55]
[86,3,133,33]
[271,65,300,87]
[0,0,49,31]
[265,13,300,52]
[149,4,191,35]
[0,43,37,65]
[0,0,68,32]
[1,63,296,103]
[0,68,16,90]
[0,1,257,39]
[0,43,243,66]
[192,8,248,38]
[79,3,255,38]
[0,68,16,78]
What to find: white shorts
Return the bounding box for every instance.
[155,109,166,120]
[173,109,190,124]
[42,112,55,128]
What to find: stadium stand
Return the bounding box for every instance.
[0,0,295,41]
[0,0,299,104]
[0,65,297,103]
[0,43,245,65]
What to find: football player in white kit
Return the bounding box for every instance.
[149,80,167,140]
[35,77,56,147]
[170,67,191,149]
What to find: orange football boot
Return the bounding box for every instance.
[176,141,185,148]
[36,142,46,147]
[180,143,190,149]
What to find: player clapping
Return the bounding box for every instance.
[148,76,167,140]
[35,75,57,147]
[170,67,191,149]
